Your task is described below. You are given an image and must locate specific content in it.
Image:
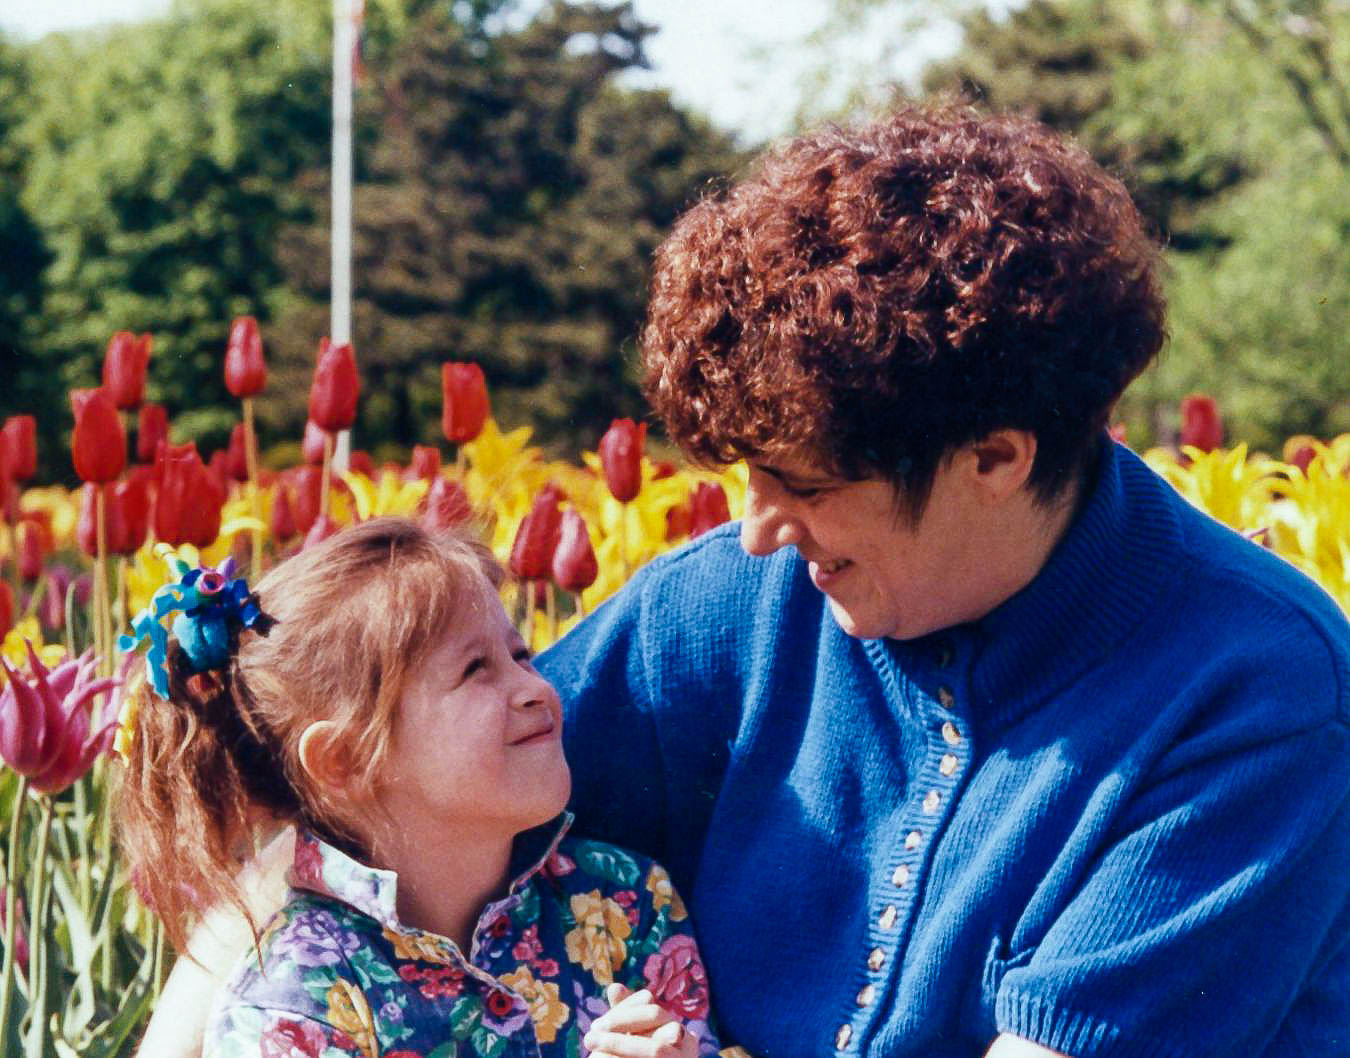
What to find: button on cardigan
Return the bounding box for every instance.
[541,440,1350,1058]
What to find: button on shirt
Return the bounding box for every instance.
[205,816,721,1058]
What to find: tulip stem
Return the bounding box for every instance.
[545,583,558,645]
[320,432,334,521]
[23,796,53,1058]
[95,486,112,678]
[243,398,263,576]
[619,501,631,582]
[0,777,30,1043]
[455,446,468,481]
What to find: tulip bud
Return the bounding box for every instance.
[154,441,222,548]
[70,388,126,484]
[290,466,323,535]
[102,331,152,410]
[224,316,266,398]
[270,482,297,543]
[552,508,598,593]
[40,568,70,631]
[441,362,490,444]
[136,403,169,464]
[301,420,328,465]
[651,460,677,481]
[2,415,37,480]
[0,436,10,519]
[308,339,360,433]
[689,481,731,538]
[349,450,375,478]
[509,484,564,581]
[16,520,44,582]
[303,514,339,550]
[598,419,646,503]
[1282,435,1319,475]
[1179,394,1223,453]
[665,501,692,542]
[224,423,250,482]
[421,476,472,532]
[110,474,151,555]
[407,445,441,481]
[0,582,12,635]
[76,483,102,557]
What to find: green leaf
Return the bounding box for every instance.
[572,842,641,887]
[449,995,483,1040]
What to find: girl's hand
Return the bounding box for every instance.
[583,984,699,1058]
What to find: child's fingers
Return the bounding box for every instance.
[588,990,672,1036]
[584,1024,687,1058]
[606,982,631,1007]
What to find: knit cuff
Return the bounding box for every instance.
[995,987,1178,1058]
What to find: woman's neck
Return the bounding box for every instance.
[368,819,514,952]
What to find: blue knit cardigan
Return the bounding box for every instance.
[540,441,1350,1058]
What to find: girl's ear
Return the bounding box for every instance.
[297,720,358,794]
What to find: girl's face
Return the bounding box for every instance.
[376,574,571,839]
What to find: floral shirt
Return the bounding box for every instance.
[205,814,720,1058]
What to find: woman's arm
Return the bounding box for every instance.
[134,828,294,1058]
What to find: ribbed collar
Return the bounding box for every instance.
[288,812,574,933]
[961,439,1183,730]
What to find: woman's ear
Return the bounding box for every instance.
[964,429,1038,503]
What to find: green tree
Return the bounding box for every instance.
[267,1,742,457]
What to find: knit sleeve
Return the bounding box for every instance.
[993,718,1350,1058]
[541,564,672,863]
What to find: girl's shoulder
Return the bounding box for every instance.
[218,892,382,1014]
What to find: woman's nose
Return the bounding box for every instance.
[739,476,803,556]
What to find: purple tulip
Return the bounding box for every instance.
[0,643,120,794]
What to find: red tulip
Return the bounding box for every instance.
[509,484,564,581]
[153,441,224,548]
[0,582,12,636]
[16,520,44,582]
[224,316,266,398]
[348,450,375,478]
[1180,394,1223,453]
[689,481,731,538]
[102,331,152,411]
[0,436,10,520]
[76,484,101,557]
[308,339,360,433]
[598,419,646,503]
[270,483,297,543]
[302,514,339,550]
[137,403,169,464]
[70,388,126,484]
[552,508,598,593]
[289,466,324,535]
[665,501,692,542]
[652,460,677,481]
[441,362,490,444]
[110,474,151,555]
[407,445,441,481]
[2,415,36,480]
[0,643,119,794]
[224,423,250,482]
[421,476,472,532]
[301,420,328,465]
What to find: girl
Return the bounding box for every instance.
[116,518,718,1058]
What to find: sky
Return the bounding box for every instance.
[0,0,974,143]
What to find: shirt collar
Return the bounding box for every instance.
[964,437,1183,729]
[288,812,574,932]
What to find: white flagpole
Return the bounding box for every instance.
[331,0,357,471]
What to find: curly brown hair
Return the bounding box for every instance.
[642,102,1166,517]
[114,518,500,952]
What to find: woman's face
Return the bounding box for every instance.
[376,574,571,838]
[738,453,990,641]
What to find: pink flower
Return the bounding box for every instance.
[0,644,120,794]
[260,1018,327,1058]
[642,934,710,1020]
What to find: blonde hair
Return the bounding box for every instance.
[115,517,501,950]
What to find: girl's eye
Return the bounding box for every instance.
[460,656,486,682]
